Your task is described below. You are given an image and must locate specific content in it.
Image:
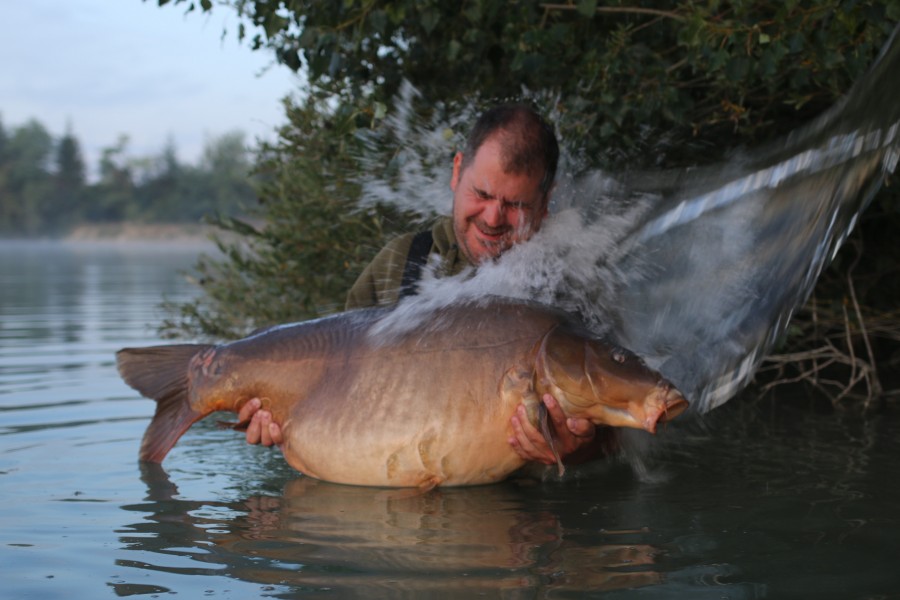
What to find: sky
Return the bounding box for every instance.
[0,0,302,176]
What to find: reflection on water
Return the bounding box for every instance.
[107,396,900,599]
[0,241,206,460]
[120,466,664,597]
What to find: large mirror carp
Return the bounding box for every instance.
[117,297,687,488]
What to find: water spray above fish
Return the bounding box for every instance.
[117,297,687,488]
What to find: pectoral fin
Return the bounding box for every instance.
[538,401,566,477]
[501,365,540,417]
[502,364,566,476]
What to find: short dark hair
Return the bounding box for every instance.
[461,104,559,196]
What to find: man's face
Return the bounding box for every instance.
[450,137,549,265]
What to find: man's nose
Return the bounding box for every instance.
[481,200,504,227]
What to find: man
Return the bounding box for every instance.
[240,104,603,468]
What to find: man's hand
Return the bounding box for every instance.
[238,398,284,448]
[508,394,596,465]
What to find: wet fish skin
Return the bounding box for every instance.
[117,297,687,488]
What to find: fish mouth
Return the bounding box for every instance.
[644,385,689,434]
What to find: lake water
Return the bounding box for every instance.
[1,239,898,599]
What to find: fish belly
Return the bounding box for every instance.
[280,345,528,487]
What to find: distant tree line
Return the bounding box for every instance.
[0,115,256,236]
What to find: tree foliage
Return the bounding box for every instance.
[0,119,54,234]
[165,0,899,166]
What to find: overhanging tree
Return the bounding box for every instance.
[160,0,899,161]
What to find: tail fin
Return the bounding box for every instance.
[116,344,213,463]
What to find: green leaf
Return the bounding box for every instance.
[889,2,900,20]
[368,10,387,35]
[263,14,288,40]
[576,0,598,18]
[447,39,461,61]
[725,56,749,82]
[463,2,482,23]
[420,8,440,34]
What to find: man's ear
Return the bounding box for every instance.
[450,152,463,191]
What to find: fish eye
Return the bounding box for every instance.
[611,348,628,364]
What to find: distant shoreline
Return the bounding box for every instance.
[1,223,232,251]
[64,222,219,242]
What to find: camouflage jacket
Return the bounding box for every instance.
[344,216,473,310]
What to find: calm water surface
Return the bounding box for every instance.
[1,240,898,599]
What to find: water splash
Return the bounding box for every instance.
[359,25,900,414]
[610,24,900,412]
[354,82,469,221]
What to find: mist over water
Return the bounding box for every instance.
[357,25,900,415]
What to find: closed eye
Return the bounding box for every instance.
[474,187,493,200]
